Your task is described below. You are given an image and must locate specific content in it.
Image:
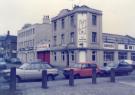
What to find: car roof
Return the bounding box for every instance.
[78,62,96,64]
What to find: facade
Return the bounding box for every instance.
[17,16,51,63]
[0,31,17,58]
[51,5,135,67]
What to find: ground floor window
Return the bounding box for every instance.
[104,51,114,61]
[118,52,127,60]
[131,52,135,61]
[54,52,57,61]
[92,51,97,61]
[71,51,74,61]
[61,51,65,61]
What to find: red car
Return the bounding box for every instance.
[63,62,100,79]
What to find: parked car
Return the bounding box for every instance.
[0,58,7,70]
[119,60,135,69]
[10,58,22,65]
[100,63,133,76]
[2,63,58,82]
[63,62,100,79]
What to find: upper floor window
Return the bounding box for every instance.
[61,18,65,29]
[54,36,57,46]
[70,15,74,26]
[92,32,97,43]
[54,21,57,31]
[92,15,97,25]
[61,34,65,44]
[70,32,74,43]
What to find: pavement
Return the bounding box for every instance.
[1,70,135,95]
[16,73,135,95]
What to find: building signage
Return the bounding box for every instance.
[77,13,88,48]
[103,43,115,49]
[118,44,135,50]
[36,44,50,51]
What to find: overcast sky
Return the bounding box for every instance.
[0,0,135,37]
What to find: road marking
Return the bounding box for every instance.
[119,81,135,87]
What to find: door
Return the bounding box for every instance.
[79,51,86,63]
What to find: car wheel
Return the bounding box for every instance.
[74,74,80,79]
[16,76,21,83]
[47,75,55,81]
[64,76,68,79]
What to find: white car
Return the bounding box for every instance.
[2,63,58,82]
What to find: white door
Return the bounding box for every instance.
[79,51,86,62]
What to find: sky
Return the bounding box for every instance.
[0,0,135,37]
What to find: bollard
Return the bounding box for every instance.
[110,68,115,82]
[92,64,97,84]
[69,69,74,86]
[10,67,16,92]
[42,70,48,89]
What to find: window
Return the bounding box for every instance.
[125,45,128,49]
[61,34,65,44]
[70,15,74,26]
[61,51,65,61]
[92,15,97,25]
[54,21,57,31]
[118,52,127,60]
[131,52,135,61]
[104,51,114,61]
[92,32,97,43]
[54,36,57,46]
[61,18,65,29]
[92,51,96,61]
[129,46,133,49]
[71,51,74,61]
[70,32,74,43]
[54,52,57,61]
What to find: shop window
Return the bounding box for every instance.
[104,51,114,61]
[118,52,127,60]
[131,52,135,61]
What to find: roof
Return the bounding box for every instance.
[0,35,17,42]
[102,33,135,44]
[0,36,6,41]
[52,5,102,21]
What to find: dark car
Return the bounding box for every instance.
[0,58,7,71]
[100,63,133,76]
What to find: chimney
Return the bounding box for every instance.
[43,16,50,24]
[7,30,10,35]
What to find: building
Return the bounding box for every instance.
[50,5,135,67]
[17,16,51,63]
[0,31,17,58]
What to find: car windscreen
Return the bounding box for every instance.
[19,64,30,69]
[41,64,52,69]
[72,64,82,68]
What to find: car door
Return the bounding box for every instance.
[79,64,92,77]
[24,64,42,80]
